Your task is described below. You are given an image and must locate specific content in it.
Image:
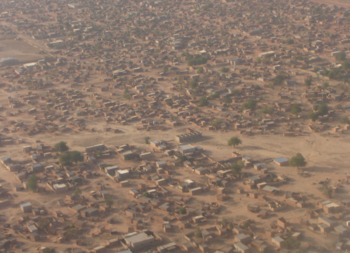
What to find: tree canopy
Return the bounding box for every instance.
[291,104,302,114]
[334,51,346,61]
[59,151,84,166]
[232,160,244,175]
[105,195,114,208]
[74,187,82,197]
[228,137,242,149]
[27,175,38,192]
[289,153,307,170]
[198,96,208,106]
[242,99,257,110]
[54,141,69,152]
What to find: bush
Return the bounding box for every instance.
[59,151,83,166]
[342,61,350,71]
[304,77,312,87]
[195,226,202,238]
[308,112,318,121]
[224,97,232,104]
[143,192,150,198]
[334,51,346,61]
[273,72,286,86]
[339,116,350,124]
[260,106,274,115]
[286,38,294,45]
[179,207,187,214]
[242,99,257,110]
[27,175,38,192]
[198,96,208,106]
[54,141,69,152]
[291,104,302,114]
[315,102,328,116]
[283,237,300,250]
[210,92,220,99]
[189,79,198,89]
[123,88,131,100]
[221,67,230,73]
[210,118,224,128]
[197,67,204,74]
[187,56,208,66]
[327,68,342,80]
[321,82,329,89]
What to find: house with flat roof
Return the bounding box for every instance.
[123,232,155,249]
[234,242,249,253]
[274,157,289,166]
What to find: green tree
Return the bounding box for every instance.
[59,152,71,166]
[260,106,274,115]
[105,195,113,208]
[316,102,328,116]
[54,141,69,152]
[283,237,300,250]
[289,153,307,170]
[74,187,82,197]
[221,67,230,73]
[273,72,286,86]
[224,97,232,104]
[339,116,350,124]
[242,99,257,110]
[38,218,51,230]
[221,218,227,227]
[145,137,149,144]
[189,79,198,89]
[27,175,38,192]
[286,38,294,45]
[70,151,84,164]
[232,160,244,175]
[334,51,346,61]
[321,82,329,89]
[123,88,131,100]
[342,61,350,71]
[197,67,204,74]
[43,248,55,253]
[291,104,302,114]
[210,92,220,99]
[143,192,150,198]
[308,111,318,121]
[195,226,202,238]
[228,137,242,150]
[256,57,261,63]
[304,77,312,87]
[179,207,187,214]
[198,96,208,106]
[162,65,168,73]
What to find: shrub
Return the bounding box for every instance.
[291,104,302,114]
[198,96,208,106]
[242,99,257,110]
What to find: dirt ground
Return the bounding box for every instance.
[309,0,350,8]
[0,39,45,63]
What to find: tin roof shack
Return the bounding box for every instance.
[271,236,284,248]
[20,202,32,213]
[123,231,157,250]
[318,200,342,214]
[235,234,252,245]
[318,216,337,229]
[121,151,136,161]
[274,157,289,166]
[178,144,196,155]
[234,242,250,253]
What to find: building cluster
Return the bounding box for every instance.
[0,0,349,252]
